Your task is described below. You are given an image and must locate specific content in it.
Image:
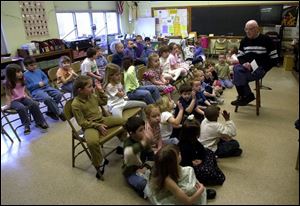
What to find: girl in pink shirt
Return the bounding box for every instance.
[4,64,48,135]
[168,43,188,79]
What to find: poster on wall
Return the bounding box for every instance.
[281,6,299,27]
[153,8,188,38]
[19,1,49,38]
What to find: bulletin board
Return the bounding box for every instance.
[19,1,49,38]
[152,8,190,38]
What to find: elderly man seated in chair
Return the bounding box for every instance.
[231,20,279,106]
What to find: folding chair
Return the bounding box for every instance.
[71,61,82,75]
[234,79,261,116]
[136,64,149,84]
[213,37,228,56]
[107,54,113,63]
[64,99,125,180]
[1,125,14,143]
[47,66,72,102]
[227,38,241,51]
[1,106,22,142]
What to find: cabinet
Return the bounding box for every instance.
[65,38,93,61]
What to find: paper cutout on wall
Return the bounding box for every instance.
[162,25,168,33]
[19,1,49,38]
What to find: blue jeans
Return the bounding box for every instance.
[126,173,147,197]
[216,139,240,158]
[220,79,234,88]
[232,64,265,87]
[10,97,46,127]
[61,81,74,94]
[127,85,161,104]
[31,86,63,115]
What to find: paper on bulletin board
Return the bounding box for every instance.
[178,9,187,17]
[181,31,188,38]
[168,26,174,35]
[166,17,173,25]
[169,9,177,15]
[162,25,168,34]
[158,10,168,18]
[174,24,181,36]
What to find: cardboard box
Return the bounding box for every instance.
[283,54,294,71]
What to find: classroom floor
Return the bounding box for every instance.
[1,65,299,205]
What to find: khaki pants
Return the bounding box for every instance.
[84,117,126,167]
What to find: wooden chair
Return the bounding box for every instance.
[234,80,261,116]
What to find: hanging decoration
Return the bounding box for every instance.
[19,1,49,38]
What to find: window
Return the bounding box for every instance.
[56,13,76,41]
[56,11,119,41]
[106,12,118,34]
[92,13,106,36]
[75,12,92,38]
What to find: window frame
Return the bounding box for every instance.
[56,10,120,41]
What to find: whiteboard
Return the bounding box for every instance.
[135,17,156,37]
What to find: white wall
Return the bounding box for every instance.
[1,1,59,55]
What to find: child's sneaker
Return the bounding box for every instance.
[46,111,59,120]
[37,123,48,133]
[24,126,31,135]
[217,98,224,105]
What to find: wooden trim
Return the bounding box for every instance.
[188,7,191,33]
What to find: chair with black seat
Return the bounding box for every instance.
[234,79,261,116]
[1,106,22,142]
[1,125,14,143]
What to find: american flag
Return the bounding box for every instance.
[117,1,124,15]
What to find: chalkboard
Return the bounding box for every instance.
[191,6,261,36]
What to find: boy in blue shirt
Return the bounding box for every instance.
[193,41,206,65]
[95,45,108,80]
[174,83,204,124]
[112,42,125,68]
[23,56,65,121]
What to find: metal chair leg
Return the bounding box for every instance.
[1,126,14,143]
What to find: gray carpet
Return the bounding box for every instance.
[1,66,299,205]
